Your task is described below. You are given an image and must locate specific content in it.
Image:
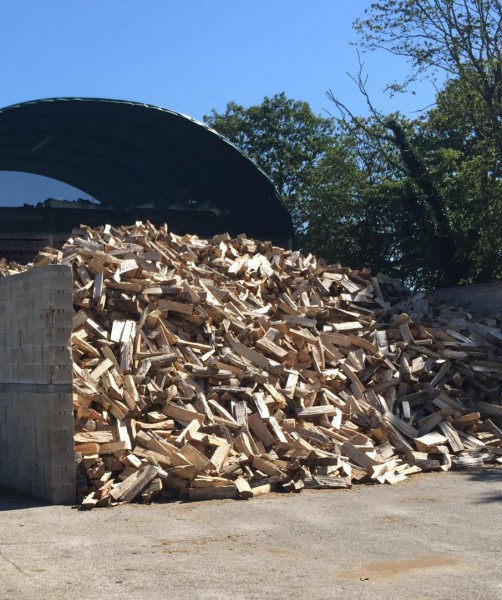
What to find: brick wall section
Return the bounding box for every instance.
[0,265,75,503]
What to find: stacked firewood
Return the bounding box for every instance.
[2,222,501,508]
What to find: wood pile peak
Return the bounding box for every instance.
[1,221,501,508]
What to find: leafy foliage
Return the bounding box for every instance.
[203,93,335,205]
[348,0,502,286]
[204,3,502,288]
[354,1,502,88]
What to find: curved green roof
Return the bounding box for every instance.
[0,97,293,239]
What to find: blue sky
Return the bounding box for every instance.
[0,1,437,205]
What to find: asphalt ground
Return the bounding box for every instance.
[1,469,501,600]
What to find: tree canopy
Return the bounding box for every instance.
[205,1,502,289]
[348,0,502,286]
[355,1,502,84]
[204,93,335,205]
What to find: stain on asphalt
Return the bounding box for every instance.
[376,515,409,525]
[153,534,246,554]
[337,554,461,580]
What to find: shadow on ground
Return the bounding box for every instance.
[0,487,48,512]
[461,467,502,504]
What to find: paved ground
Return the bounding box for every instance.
[1,469,501,600]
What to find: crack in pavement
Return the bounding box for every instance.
[0,546,29,576]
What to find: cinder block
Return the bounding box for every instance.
[41,308,57,330]
[9,315,20,335]
[50,392,73,412]
[0,394,11,408]
[10,365,38,384]
[43,346,71,367]
[29,329,44,350]
[20,275,43,295]
[19,346,35,367]
[2,460,14,484]
[6,412,20,427]
[49,446,75,468]
[14,476,32,495]
[50,484,76,505]
[45,464,75,488]
[6,456,20,478]
[40,266,73,290]
[33,444,46,466]
[8,281,24,299]
[8,348,19,367]
[16,294,35,314]
[0,366,12,382]
[34,480,48,498]
[5,332,15,350]
[0,283,12,302]
[19,329,35,349]
[16,408,36,427]
[18,312,35,332]
[42,328,71,347]
[9,424,36,444]
[37,428,74,450]
[34,427,52,450]
[28,365,50,384]
[48,365,72,385]
[36,408,73,431]
[50,410,74,430]
[40,290,73,311]
[17,443,38,464]
[18,393,40,411]
[33,310,49,329]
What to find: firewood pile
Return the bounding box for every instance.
[1,222,502,508]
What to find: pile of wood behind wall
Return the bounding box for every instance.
[1,222,501,508]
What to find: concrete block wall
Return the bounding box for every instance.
[435,282,502,317]
[0,265,75,503]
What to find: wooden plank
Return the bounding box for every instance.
[268,416,288,444]
[251,456,287,480]
[178,443,214,472]
[210,444,232,473]
[477,401,502,419]
[229,337,274,369]
[341,442,376,469]
[248,413,276,448]
[414,432,449,452]
[109,464,158,502]
[162,403,205,424]
[234,477,253,499]
[296,405,339,418]
[438,421,465,453]
[181,486,239,501]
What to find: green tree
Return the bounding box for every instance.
[325,0,502,286]
[203,93,335,213]
[299,118,452,287]
[204,94,399,274]
[296,123,400,274]
[355,1,502,95]
[205,11,502,287]
[420,73,502,282]
[205,92,475,287]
